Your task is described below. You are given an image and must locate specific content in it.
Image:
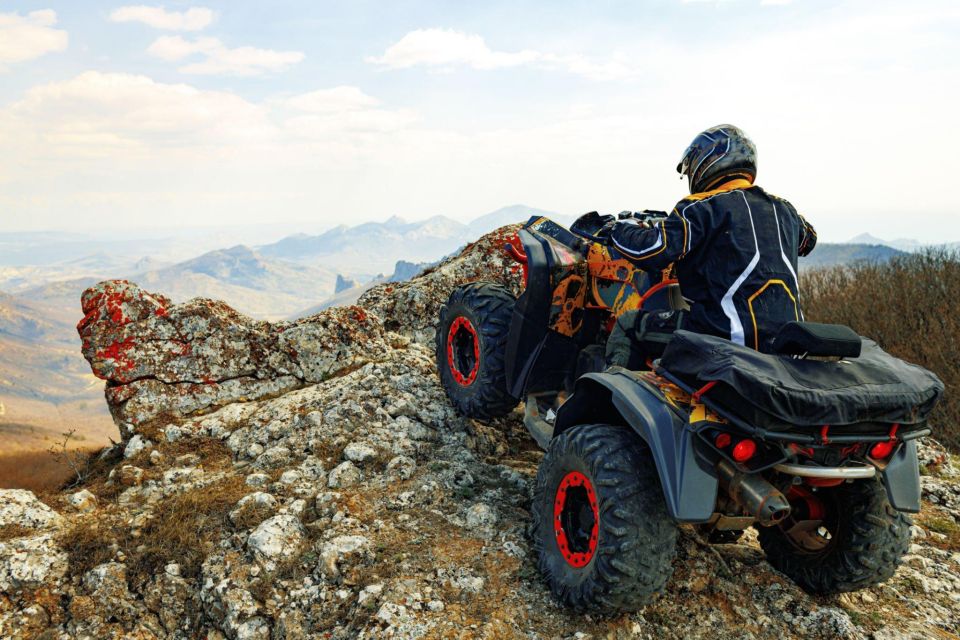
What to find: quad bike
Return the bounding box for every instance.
[436,213,944,613]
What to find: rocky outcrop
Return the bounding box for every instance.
[78,279,389,440]
[2,226,959,639]
[358,224,523,342]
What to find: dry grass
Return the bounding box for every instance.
[0,523,33,541]
[801,249,960,448]
[917,506,960,551]
[58,519,118,577]
[125,475,249,586]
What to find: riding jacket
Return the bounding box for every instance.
[609,179,817,353]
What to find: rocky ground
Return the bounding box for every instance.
[2,226,959,639]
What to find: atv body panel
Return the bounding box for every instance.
[505,216,674,399]
[554,369,720,523]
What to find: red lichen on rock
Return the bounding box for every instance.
[94,337,138,379]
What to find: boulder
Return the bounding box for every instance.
[0,490,62,531]
[78,280,390,441]
[247,515,305,566]
[0,534,68,592]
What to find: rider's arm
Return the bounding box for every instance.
[608,210,695,270]
[798,214,817,256]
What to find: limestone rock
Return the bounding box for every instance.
[327,461,362,488]
[0,490,62,531]
[123,434,152,459]
[66,490,98,513]
[247,515,305,565]
[343,441,377,463]
[0,534,68,591]
[320,535,372,579]
[78,280,390,440]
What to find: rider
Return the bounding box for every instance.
[606,124,817,367]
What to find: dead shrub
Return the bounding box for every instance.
[801,248,960,447]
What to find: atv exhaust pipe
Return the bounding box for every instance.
[717,459,791,526]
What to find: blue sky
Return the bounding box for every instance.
[1,0,959,242]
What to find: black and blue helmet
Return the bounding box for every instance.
[677,124,757,194]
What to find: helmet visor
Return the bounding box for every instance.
[677,145,694,176]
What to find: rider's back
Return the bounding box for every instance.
[673,179,816,352]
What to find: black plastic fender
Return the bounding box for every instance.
[554,369,719,523]
[880,439,921,513]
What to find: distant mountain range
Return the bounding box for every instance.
[258,205,567,276]
[845,233,960,253]
[289,259,435,320]
[798,243,906,270]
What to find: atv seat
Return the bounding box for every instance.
[772,321,862,359]
[659,330,943,430]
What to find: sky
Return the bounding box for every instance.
[1,0,958,242]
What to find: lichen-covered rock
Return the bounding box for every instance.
[247,515,305,566]
[327,461,362,488]
[320,535,372,579]
[65,490,98,513]
[0,490,62,531]
[0,534,68,592]
[78,279,389,440]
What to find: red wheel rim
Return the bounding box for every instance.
[446,316,481,386]
[553,471,599,568]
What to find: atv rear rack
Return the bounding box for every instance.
[654,368,932,444]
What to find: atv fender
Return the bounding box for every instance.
[554,369,718,523]
[880,439,921,513]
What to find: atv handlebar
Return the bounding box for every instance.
[570,210,670,244]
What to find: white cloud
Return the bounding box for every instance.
[8,71,274,153]
[0,10,68,70]
[760,0,793,5]
[367,29,540,70]
[147,35,304,76]
[283,86,381,113]
[110,5,215,31]
[368,28,641,81]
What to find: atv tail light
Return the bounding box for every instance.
[714,433,731,449]
[732,439,757,462]
[870,440,896,460]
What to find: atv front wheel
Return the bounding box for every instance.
[531,424,678,612]
[436,283,518,419]
[758,478,911,594]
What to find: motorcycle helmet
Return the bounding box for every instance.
[677,124,757,194]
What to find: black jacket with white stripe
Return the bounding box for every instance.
[610,178,817,353]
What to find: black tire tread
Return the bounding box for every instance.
[757,478,911,594]
[436,282,518,419]
[531,424,678,613]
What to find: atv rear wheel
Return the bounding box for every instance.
[758,478,911,594]
[532,424,678,613]
[436,283,518,419]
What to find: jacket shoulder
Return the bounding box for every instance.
[753,186,797,211]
